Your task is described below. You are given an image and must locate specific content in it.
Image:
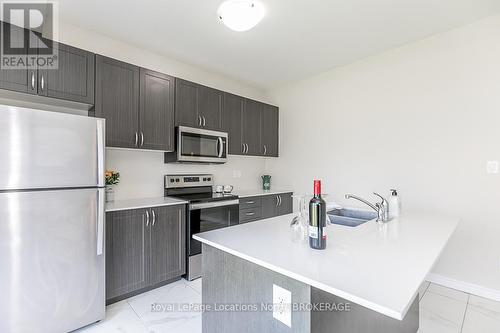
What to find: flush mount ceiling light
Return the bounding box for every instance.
[217,0,265,32]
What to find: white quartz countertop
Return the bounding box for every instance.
[235,188,294,198]
[105,197,188,212]
[193,213,458,320]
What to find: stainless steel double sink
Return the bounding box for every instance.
[327,208,377,227]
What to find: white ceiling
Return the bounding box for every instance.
[59,0,500,89]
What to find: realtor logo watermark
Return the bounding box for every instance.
[1,1,59,69]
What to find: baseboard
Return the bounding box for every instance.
[426,273,500,302]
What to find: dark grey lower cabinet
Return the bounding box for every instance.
[241,192,293,223]
[106,209,149,300]
[106,204,186,303]
[278,193,293,215]
[150,205,186,285]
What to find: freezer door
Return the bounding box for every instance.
[0,188,105,333]
[0,104,105,190]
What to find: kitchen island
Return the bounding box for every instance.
[193,213,458,333]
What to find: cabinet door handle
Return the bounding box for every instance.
[245,144,249,154]
[276,196,279,207]
[140,131,144,147]
[245,212,255,216]
[40,75,44,91]
[198,115,202,127]
[145,210,150,226]
[152,209,156,226]
[202,116,206,127]
[246,201,255,204]
[30,72,35,90]
[263,145,267,156]
[134,131,138,147]
[242,143,245,154]
[279,195,282,206]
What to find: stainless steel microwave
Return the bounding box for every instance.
[165,126,228,163]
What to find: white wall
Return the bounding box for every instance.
[55,22,270,199]
[265,15,500,295]
[106,149,267,200]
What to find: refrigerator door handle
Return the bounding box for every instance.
[96,188,105,256]
[96,119,105,187]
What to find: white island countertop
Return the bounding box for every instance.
[194,213,458,320]
[106,197,188,212]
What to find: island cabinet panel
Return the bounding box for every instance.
[202,244,419,333]
[139,69,175,151]
[149,205,186,285]
[222,93,244,154]
[95,55,140,149]
[105,209,149,300]
[260,104,279,157]
[38,41,95,104]
[105,204,186,304]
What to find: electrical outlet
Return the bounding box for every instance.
[487,161,499,174]
[273,284,291,327]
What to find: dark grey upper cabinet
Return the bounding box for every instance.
[198,85,222,130]
[175,79,223,130]
[38,42,95,104]
[0,23,37,94]
[222,93,243,154]
[106,209,149,300]
[242,99,262,156]
[0,22,94,104]
[149,205,186,285]
[175,79,198,127]
[95,55,140,149]
[261,104,279,157]
[139,69,175,151]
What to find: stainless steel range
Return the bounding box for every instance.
[165,174,239,280]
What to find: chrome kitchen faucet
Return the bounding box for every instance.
[344,193,390,223]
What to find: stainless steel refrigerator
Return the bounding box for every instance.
[0,104,106,332]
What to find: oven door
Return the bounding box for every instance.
[188,200,239,256]
[177,126,228,163]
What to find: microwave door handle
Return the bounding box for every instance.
[217,137,224,158]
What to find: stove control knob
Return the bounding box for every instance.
[207,177,211,181]
[175,178,180,182]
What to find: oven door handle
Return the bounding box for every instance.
[190,199,239,210]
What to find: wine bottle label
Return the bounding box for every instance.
[309,225,319,239]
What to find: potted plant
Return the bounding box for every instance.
[105,170,120,202]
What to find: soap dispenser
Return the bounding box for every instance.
[388,189,401,219]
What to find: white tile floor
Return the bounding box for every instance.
[76,279,500,333]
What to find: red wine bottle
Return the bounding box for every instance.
[309,180,327,250]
